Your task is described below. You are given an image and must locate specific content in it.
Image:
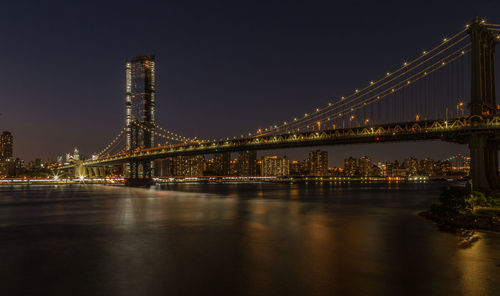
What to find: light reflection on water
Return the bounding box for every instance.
[0,183,498,296]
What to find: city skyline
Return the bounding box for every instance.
[1,1,497,162]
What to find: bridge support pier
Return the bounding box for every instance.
[74,164,87,178]
[469,134,489,190]
[485,142,499,189]
[125,160,153,187]
[466,17,499,191]
[468,134,499,191]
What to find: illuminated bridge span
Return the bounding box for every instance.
[80,117,500,164]
[62,17,500,190]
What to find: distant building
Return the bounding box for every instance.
[261,156,290,176]
[14,158,24,170]
[0,131,13,160]
[174,155,205,176]
[419,158,434,176]
[154,158,176,177]
[213,152,230,175]
[229,158,239,175]
[1,158,16,177]
[237,150,257,176]
[328,167,343,176]
[308,150,328,176]
[402,157,418,176]
[290,160,307,176]
[358,156,372,176]
[391,167,409,177]
[385,160,401,177]
[344,157,357,176]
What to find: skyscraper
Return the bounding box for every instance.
[125,55,156,179]
[126,55,156,151]
[308,150,328,176]
[0,131,13,160]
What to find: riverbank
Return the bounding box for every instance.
[420,210,500,232]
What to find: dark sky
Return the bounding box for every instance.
[1,0,499,166]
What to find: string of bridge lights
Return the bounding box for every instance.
[308,47,472,129]
[278,48,470,134]
[152,123,204,142]
[131,121,198,143]
[94,128,127,157]
[265,36,471,134]
[284,47,471,133]
[485,22,500,35]
[251,25,470,138]
[283,44,472,133]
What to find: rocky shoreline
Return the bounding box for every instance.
[420,210,500,232]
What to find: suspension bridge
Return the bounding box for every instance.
[61,17,500,189]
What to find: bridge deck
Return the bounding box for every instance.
[63,116,500,168]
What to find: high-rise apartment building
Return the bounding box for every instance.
[237,150,257,176]
[213,152,230,175]
[358,156,372,176]
[344,157,357,176]
[308,150,328,176]
[261,156,290,176]
[174,155,205,176]
[0,131,13,160]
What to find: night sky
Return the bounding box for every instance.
[1,0,499,166]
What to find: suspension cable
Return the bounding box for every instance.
[93,128,126,157]
[307,48,472,129]
[259,43,471,136]
[255,28,469,137]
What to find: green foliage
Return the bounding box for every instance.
[432,188,500,215]
[435,187,473,214]
[470,191,488,207]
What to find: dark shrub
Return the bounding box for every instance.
[436,187,473,214]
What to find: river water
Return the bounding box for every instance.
[0,183,498,296]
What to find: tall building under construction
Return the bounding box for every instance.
[125,55,156,151]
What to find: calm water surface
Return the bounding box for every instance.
[0,183,499,296]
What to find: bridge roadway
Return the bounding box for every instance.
[63,116,500,168]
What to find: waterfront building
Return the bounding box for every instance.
[229,158,239,175]
[328,167,343,176]
[154,158,176,177]
[419,158,434,175]
[384,162,393,177]
[344,157,357,176]
[174,155,205,176]
[402,157,418,176]
[308,150,328,176]
[14,158,24,170]
[290,160,308,176]
[261,156,290,176]
[391,167,409,177]
[213,152,230,175]
[358,156,372,176]
[237,150,257,176]
[0,131,13,160]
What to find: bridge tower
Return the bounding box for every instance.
[125,55,156,184]
[467,17,498,190]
